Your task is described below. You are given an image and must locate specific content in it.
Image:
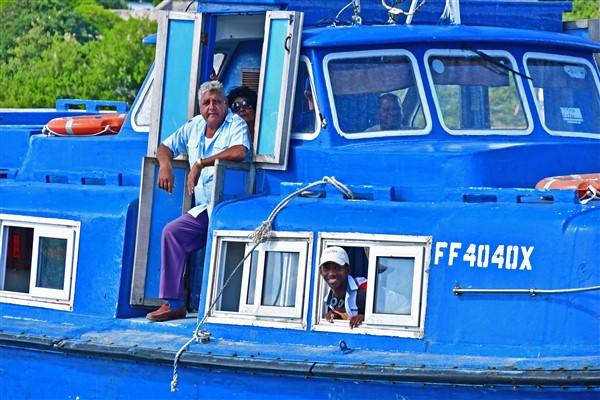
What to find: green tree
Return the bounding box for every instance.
[0,0,156,108]
[545,0,600,20]
[0,0,99,64]
[96,0,128,9]
[568,0,600,20]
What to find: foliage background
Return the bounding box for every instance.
[0,0,597,108]
[560,0,600,20]
[0,0,157,108]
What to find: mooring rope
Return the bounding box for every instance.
[170,176,354,392]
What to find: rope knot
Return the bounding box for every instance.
[250,220,273,243]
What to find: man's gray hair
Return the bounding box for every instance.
[198,80,227,101]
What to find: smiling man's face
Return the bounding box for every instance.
[319,262,349,292]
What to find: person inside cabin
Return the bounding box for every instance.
[293,78,316,132]
[146,80,251,322]
[319,246,367,329]
[365,92,403,132]
[227,86,257,141]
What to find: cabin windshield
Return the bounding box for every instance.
[425,50,530,135]
[324,50,430,139]
[524,53,600,139]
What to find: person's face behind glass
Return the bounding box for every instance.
[232,96,255,126]
[378,95,403,130]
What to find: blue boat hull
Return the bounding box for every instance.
[3,345,598,399]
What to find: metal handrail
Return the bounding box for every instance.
[453,284,600,296]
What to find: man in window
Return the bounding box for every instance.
[146,80,251,322]
[365,93,403,132]
[320,246,367,328]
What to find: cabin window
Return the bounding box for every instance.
[313,234,431,338]
[425,49,531,135]
[524,53,600,139]
[291,57,319,139]
[324,50,431,138]
[0,215,79,311]
[213,52,227,79]
[205,231,313,329]
[131,72,154,132]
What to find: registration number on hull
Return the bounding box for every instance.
[434,242,534,270]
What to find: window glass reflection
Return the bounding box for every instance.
[527,58,600,135]
[374,256,413,315]
[36,237,67,290]
[429,55,527,131]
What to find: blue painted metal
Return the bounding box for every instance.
[196,0,572,31]
[55,98,129,112]
[0,1,599,399]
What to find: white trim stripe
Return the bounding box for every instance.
[65,118,75,135]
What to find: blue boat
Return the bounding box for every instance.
[1,0,599,398]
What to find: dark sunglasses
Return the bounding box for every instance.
[232,100,253,113]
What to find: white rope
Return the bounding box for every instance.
[170,176,354,392]
[439,0,460,25]
[250,176,354,244]
[580,185,600,205]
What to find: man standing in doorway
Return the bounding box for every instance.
[147,80,251,322]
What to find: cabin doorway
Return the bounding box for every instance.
[130,10,303,309]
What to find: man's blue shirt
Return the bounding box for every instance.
[162,109,251,217]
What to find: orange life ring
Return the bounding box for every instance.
[43,113,126,136]
[535,173,600,198]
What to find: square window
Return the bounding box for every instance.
[0,214,79,310]
[425,49,531,135]
[314,234,431,338]
[524,53,600,138]
[206,231,313,329]
[325,50,431,138]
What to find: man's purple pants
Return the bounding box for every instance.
[159,210,208,300]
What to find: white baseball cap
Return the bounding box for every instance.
[319,246,349,267]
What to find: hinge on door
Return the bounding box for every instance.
[201,32,208,45]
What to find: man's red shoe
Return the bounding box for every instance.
[146,303,187,322]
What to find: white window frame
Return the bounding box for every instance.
[130,70,154,133]
[0,214,80,311]
[523,52,600,139]
[424,49,533,136]
[239,240,308,318]
[323,49,432,139]
[205,230,313,330]
[313,233,431,338]
[364,245,424,327]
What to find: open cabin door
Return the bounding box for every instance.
[254,11,303,170]
[131,12,204,307]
